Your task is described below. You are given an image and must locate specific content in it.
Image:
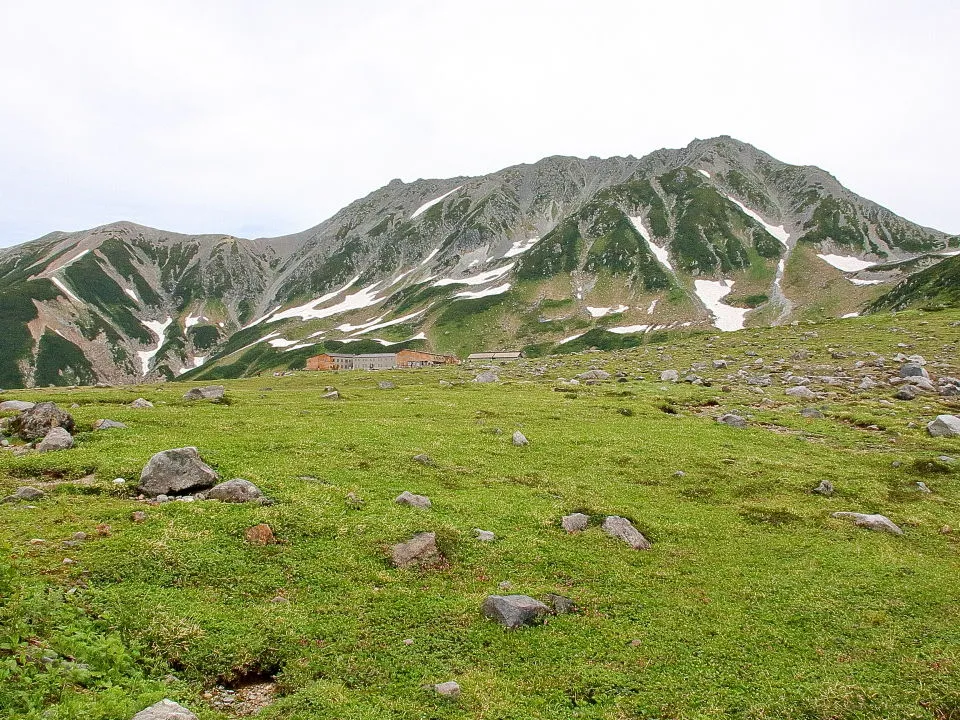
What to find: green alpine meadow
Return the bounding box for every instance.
[2,308,959,719]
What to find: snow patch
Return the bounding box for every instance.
[841,312,860,319]
[267,337,301,348]
[698,169,711,178]
[268,278,384,323]
[586,305,628,318]
[647,299,659,315]
[432,263,514,287]
[503,236,541,258]
[629,216,673,271]
[185,314,204,329]
[51,277,82,304]
[560,332,585,344]
[420,248,440,266]
[453,283,511,300]
[849,278,883,286]
[124,288,139,303]
[352,308,429,336]
[369,332,427,346]
[724,195,789,246]
[411,186,462,219]
[817,254,875,272]
[607,324,650,335]
[136,317,173,375]
[241,305,282,330]
[693,279,749,332]
[283,342,317,352]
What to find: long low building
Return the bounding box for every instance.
[465,351,523,361]
[306,349,459,371]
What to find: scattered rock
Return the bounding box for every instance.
[1,486,44,503]
[321,390,340,400]
[182,385,225,401]
[601,516,652,550]
[895,385,919,401]
[718,413,747,429]
[132,698,198,720]
[576,369,610,381]
[474,370,499,384]
[831,512,903,535]
[395,491,431,509]
[800,407,824,419]
[433,681,461,699]
[130,398,154,409]
[131,511,147,523]
[899,363,929,379]
[10,402,75,441]
[93,419,128,430]
[712,360,727,369]
[785,386,816,400]
[206,479,266,503]
[561,513,589,533]
[917,481,932,494]
[138,447,218,497]
[378,381,396,390]
[413,453,435,466]
[0,400,35,412]
[927,415,960,438]
[481,594,550,629]
[474,529,496,542]
[512,430,529,446]
[391,532,440,568]
[244,523,276,545]
[660,369,679,382]
[544,593,576,614]
[811,480,834,497]
[37,427,74,452]
[345,491,364,508]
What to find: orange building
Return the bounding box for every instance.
[305,350,459,371]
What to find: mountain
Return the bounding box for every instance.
[1,136,957,388]
[868,254,960,312]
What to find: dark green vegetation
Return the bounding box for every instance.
[0,279,60,388]
[34,331,97,387]
[2,309,959,719]
[869,255,960,312]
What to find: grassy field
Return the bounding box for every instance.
[2,309,959,719]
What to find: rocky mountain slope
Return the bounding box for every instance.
[1,136,957,387]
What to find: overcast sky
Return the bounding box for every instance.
[1,0,957,248]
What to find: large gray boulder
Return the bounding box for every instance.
[182,385,224,401]
[132,699,198,720]
[718,413,747,429]
[93,419,128,431]
[831,512,903,535]
[0,400,35,412]
[138,447,218,497]
[577,369,610,381]
[512,430,529,446]
[602,516,652,549]
[391,532,440,568]
[482,594,550,629]
[205,479,265,503]
[1,486,44,503]
[927,415,960,438]
[474,370,499,384]
[395,491,432,509]
[130,398,154,409]
[660,369,679,382]
[899,363,929,379]
[561,513,589,533]
[785,386,816,400]
[37,427,74,452]
[10,402,75,441]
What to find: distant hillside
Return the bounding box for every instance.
[869,253,960,312]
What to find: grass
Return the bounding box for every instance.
[1,309,959,719]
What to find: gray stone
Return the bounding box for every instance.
[1,486,44,503]
[927,415,960,438]
[138,447,218,497]
[712,359,727,369]
[130,398,154,409]
[0,400,35,412]
[37,427,74,452]
[378,381,396,390]
[718,413,747,429]
[474,370,499,384]
[206,479,265,503]
[474,529,496,542]
[812,480,834,497]
[132,699,198,720]
[916,481,932,494]
[576,369,610,381]
[785,386,816,400]
[512,430,529,446]
[602,516,652,550]
[800,407,824,419]
[831,512,903,535]
[561,513,589,533]
[413,453,436,466]
[395,491,431,509]
[894,385,919,401]
[433,681,461,698]
[914,377,936,392]
[659,369,679,382]
[182,385,224,401]
[481,594,550,629]
[321,390,340,400]
[544,593,576,614]
[858,377,878,390]
[93,419,128,431]
[391,532,440,568]
[899,363,929,379]
[10,402,74,441]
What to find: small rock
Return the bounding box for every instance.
[927,415,960,438]
[512,430,529,446]
[0,400,35,411]
[132,698,199,720]
[831,512,903,535]
[395,491,431,509]
[544,593,576,614]
[474,529,496,542]
[561,513,589,533]
[130,398,154,409]
[916,482,932,493]
[712,360,727,369]
[474,370,499,384]
[433,681,461,699]
[378,381,396,390]
[497,581,513,590]
[482,594,550,629]
[800,407,824,419]
[895,385,919,401]
[660,369,679,382]
[139,447,218,497]
[182,385,225,401]
[576,369,610,381]
[391,532,440,568]
[941,525,953,535]
[321,390,340,400]
[812,480,834,497]
[131,511,147,523]
[345,492,364,508]
[244,523,276,545]
[718,413,747,429]
[899,363,929,379]
[785,386,816,400]
[1,486,44,503]
[602,516,652,550]
[206,479,266,503]
[93,419,128,430]
[37,427,74,452]
[412,453,435,466]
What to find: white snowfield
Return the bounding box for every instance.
[694,279,749,332]
[124,288,139,303]
[647,299,659,315]
[849,278,883,286]
[268,278,385,323]
[185,314,205,328]
[47,248,90,274]
[453,283,511,299]
[586,305,628,318]
[607,324,651,334]
[267,337,301,348]
[698,169,711,178]
[241,305,282,330]
[419,248,440,266]
[841,312,860,318]
[411,186,463,219]
[817,254,875,272]
[51,277,82,304]
[370,332,428,346]
[629,216,673,271]
[137,317,173,375]
[352,308,429,336]
[560,332,585,344]
[283,342,317,352]
[432,263,514,287]
[724,195,790,246]
[503,237,541,258]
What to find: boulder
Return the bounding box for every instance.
[138,447,218,497]
[512,430,529,446]
[544,594,576,614]
[474,529,496,542]
[132,699,198,720]
[433,681,461,699]
[10,402,75,441]
[785,386,816,400]
[0,400,35,412]
[800,408,824,419]
[130,398,154,408]
[413,453,436,466]
[391,531,440,568]
[712,360,728,369]
[660,369,679,382]
[1,486,44,503]
[37,427,74,452]
[244,523,276,545]
[895,385,919,401]
[831,512,903,535]
[927,415,960,438]
[811,480,834,497]
[602,516,652,549]
[481,594,550,629]
[93,419,128,430]
[395,491,431,509]
[576,369,610,381]
[858,377,878,390]
[899,363,929,379]
[474,370,499,384]
[561,513,589,533]
[378,381,396,390]
[182,385,224,401]
[321,390,340,400]
[718,413,747,429]
[206,479,265,503]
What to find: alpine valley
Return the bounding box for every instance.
[1,136,957,388]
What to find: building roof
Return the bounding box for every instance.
[314,352,398,359]
[466,351,523,360]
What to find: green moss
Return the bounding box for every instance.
[0,279,59,388]
[62,254,150,343]
[188,325,221,351]
[34,330,97,386]
[516,218,583,280]
[799,197,868,248]
[869,255,960,311]
[98,238,162,305]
